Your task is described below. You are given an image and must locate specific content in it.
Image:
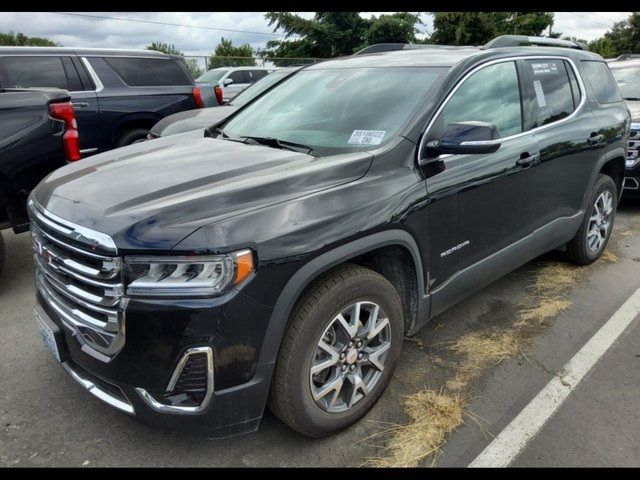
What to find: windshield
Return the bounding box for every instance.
[222,67,446,155]
[197,69,228,83]
[230,69,297,107]
[611,65,640,99]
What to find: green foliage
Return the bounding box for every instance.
[208,38,256,69]
[588,13,640,58]
[263,12,423,65]
[430,12,555,46]
[0,31,58,46]
[184,59,203,78]
[145,42,183,56]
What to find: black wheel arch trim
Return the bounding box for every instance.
[257,229,429,369]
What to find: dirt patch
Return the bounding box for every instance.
[600,249,619,263]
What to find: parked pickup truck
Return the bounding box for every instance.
[0,87,79,275]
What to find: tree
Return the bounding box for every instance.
[263,12,424,65]
[208,38,255,69]
[0,31,58,46]
[146,41,202,78]
[587,13,640,58]
[145,42,183,56]
[429,12,555,46]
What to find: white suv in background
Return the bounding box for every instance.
[196,66,275,105]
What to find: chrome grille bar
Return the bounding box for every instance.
[29,199,124,360]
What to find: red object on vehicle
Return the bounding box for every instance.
[49,102,81,162]
[214,85,224,106]
[192,86,205,108]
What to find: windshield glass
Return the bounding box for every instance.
[231,69,296,107]
[197,69,228,83]
[611,65,640,99]
[222,67,446,155]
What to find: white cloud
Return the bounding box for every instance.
[0,11,632,59]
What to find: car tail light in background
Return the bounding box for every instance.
[214,85,224,106]
[49,102,81,162]
[192,86,205,108]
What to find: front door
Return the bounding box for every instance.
[421,60,540,313]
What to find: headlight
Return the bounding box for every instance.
[124,249,254,297]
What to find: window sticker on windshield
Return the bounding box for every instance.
[348,130,386,145]
[531,62,559,75]
[533,80,547,108]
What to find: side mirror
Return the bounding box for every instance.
[427,121,502,156]
[223,78,234,86]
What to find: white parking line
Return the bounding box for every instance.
[468,286,640,468]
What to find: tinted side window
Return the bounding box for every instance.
[248,70,268,82]
[566,60,581,108]
[522,59,575,128]
[103,57,192,86]
[2,56,69,89]
[581,60,623,104]
[436,61,522,138]
[227,70,245,83]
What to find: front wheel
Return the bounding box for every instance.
[564,173,617,265]
[268,264,404,437]
[114,128,150,147]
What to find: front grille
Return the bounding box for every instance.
[29,200,125,361]
[628,126,639,166]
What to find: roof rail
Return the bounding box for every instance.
[354,43,413,55]
[483,35,586,51]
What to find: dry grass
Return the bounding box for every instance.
[370,261,585,467]
[600,249,619,263]
[367,390,464,467]
[445,331,523,391]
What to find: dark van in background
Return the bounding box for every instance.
[0,47,204,154]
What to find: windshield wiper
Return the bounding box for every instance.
[239,136,319,157]
[624,97,640,101]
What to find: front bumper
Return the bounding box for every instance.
[37,288,275,438]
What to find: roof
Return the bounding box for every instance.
[0,46,168,57]
[204,66,274,71]
[307,45,602,70]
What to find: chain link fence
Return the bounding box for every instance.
[182,55,326,78]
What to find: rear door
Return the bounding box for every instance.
[518,57,599,228]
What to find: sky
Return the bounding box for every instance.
[0,11,632,58]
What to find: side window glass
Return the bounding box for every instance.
[435,61,522,140]
[61,57,83,91]
[581,60,623,104]
[522,59,574,128]
[565,61,582,109]
[228,71,245,83]
[2,56,69,89]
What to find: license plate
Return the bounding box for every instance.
[35,308,61,363]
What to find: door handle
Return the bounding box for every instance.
[73,102,89,109]
[587,133,604,145]
[516,152,539,168]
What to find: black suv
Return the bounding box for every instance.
[608,55,640,197]
[0,47,203,154]
[29,36,629,438]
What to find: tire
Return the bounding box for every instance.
[564,173,617,265]
[114,128,149,147]
[0,231,5,277]
[268,264,404,437]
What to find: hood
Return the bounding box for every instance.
[150,106,239,138]
[32,130,373,251]
[626,100,640,123]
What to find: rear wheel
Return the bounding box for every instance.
[114,128,149,147]
[268,264,404,437]
[564,174,617,265]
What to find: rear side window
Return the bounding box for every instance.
[435,61,522,138]
[521,59,576,128]
[227,70,245,83]
[104,57,192,86]
[248,70,268,82]
[581,61,623,104]
[1,56,70,89]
